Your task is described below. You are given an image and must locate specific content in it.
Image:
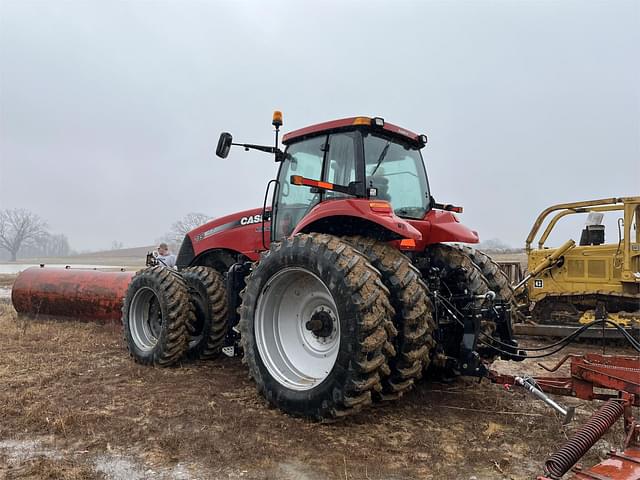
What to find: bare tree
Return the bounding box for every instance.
[111,240,124,250]
[21,232,72,258]
[168,212,210,243]
[0,209,48,261]
[45,233,72,257]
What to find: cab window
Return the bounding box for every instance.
[323,132,357,199]
[364,134,430,219]
[273,135,326,240]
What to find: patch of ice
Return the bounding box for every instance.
[94,454,146,480]
[0,439,62,461]
[0,438,203,480]
[169,463,193,479]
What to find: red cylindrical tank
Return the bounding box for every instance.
[11,266,136,322]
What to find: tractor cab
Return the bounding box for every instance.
[214,112,472,250]
[273,117,430,240]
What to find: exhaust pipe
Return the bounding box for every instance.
[11,266,135,322]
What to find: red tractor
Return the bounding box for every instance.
[122,112,522,420]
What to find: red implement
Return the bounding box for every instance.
[11,266,135,322]
[492,354,640,480]
[571,447,640,480]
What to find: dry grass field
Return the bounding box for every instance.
[0,275,635,480]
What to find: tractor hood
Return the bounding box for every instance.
[181,207,269,264]
[190,208,266,243]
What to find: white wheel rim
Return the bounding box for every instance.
[255,267,340,391]
[129,287,162,351]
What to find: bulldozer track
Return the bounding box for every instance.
[531,291,640,325]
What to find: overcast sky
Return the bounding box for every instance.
[1,0,638,252]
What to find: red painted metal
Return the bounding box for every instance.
[492,354,640,480]
[188,207,271,262]
[189,201,481,264]
[291,198,422,240]
[405,209,480,249]
[492,354,640,405]
[11,267,135,322]
[538,447,640,480]
[572,448,640,480]
[282,117,421,145]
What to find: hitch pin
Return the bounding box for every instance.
[473,291,496,302]
[515,376,575,425]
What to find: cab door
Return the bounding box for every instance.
[272,135,327,240]
[272,132,360,241]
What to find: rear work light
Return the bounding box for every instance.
[372,117,385,127]
[369,201,393,213]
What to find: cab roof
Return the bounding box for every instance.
[281,116,422,146]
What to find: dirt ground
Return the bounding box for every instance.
[0,274,636,480]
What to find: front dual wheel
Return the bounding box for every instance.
[122,266,191,366]
[239,233,394,420]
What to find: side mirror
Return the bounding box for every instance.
[216,132,233,159]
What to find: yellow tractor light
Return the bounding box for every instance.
[272,110,283,128]
[352,117,371,126]
[369,201,392,213]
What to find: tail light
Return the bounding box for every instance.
[400,239,416,248]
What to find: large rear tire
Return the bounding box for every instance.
[182,266,228,360]
[452,245,521,322]
[418,244,496,362]
[343,236,435,399]
[122,266,191,366]
[239,233,394,420]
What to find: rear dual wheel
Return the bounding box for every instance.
[239,233,394,420]
[343,236,435,399]
[418,244,497,362]
[452,245,521,324]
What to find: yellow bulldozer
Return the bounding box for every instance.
[512,196,640,338]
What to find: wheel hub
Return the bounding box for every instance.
[305,308,335,339]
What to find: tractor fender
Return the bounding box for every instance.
[414,209,479,245]
[291,198,422,241]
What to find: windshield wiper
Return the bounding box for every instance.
[369,141,390,177]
